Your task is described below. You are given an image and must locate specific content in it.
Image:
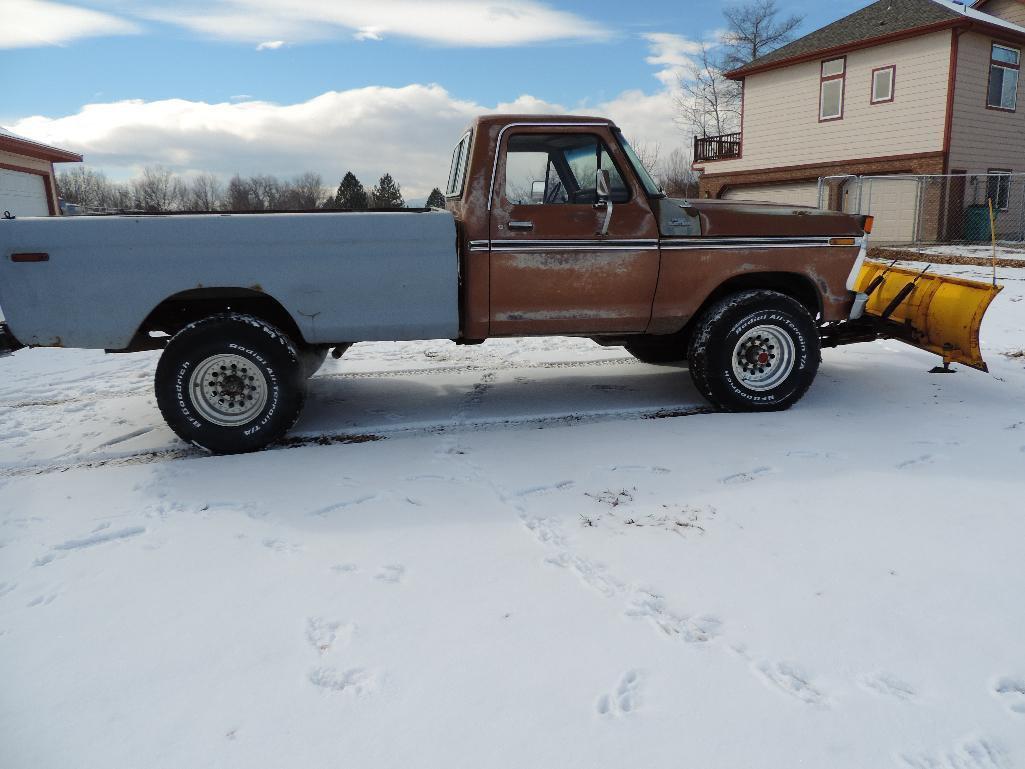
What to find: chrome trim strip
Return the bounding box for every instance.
[660,237,863,250]
[489,245,658,252]
[487,121,613,212]
[469,237,863,252]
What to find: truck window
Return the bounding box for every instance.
[446,131,472,198]
[504,133,629,206]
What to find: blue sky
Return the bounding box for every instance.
[5,0,865,119]
[2,0,866,200]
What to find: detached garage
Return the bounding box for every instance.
[0,127,82,217]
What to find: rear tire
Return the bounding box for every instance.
[624,336,686,365]
[687,290,819,412]
[155,313,306,454]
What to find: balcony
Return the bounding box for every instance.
[694,133,742,163]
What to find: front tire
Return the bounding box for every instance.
[688,290,819,412]
[155,313,306,454]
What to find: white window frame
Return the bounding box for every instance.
[819,57,846,122]
[871,65,896,104]
[987,42,1020,112]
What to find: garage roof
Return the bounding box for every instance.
[0,126,82,163]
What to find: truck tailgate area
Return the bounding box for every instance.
[0,211,460,350]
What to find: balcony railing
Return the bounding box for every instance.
[694,133,742,162]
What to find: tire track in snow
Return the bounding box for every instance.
[0,405,711,478]
[0,357,639,410]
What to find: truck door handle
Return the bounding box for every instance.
[508,221,534,231]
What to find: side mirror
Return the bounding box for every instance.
[596,169,611,201]
[530,180,546,203]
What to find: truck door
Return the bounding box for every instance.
[488,126,660,335]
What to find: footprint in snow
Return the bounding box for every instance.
[899,737,1009,769]
[994,677,1025,714]
[306,617,355,655]
[308,666,374,695]
[720,466,772,485]
[26,593,57,608]
[375,564,405,583]
[753,660,826,706]
[596,670,641,717]
[0,581,17,599]
[896,454,935,470]
[859,672,918,702]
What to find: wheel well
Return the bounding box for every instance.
[671,272,822,350]
[126,288,306,351]
[701,272,821,321]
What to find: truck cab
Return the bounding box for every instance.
[446,115,867,350]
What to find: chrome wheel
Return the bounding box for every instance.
[188,353,268,427]
[731,324,796,392]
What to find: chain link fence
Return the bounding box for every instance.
[817,173,1025,249]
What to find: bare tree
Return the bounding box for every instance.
[721,0,803,71]
[132,166,185,212]
[657,147,700,198]
[186,173,224,211]
[287,172,325,209]
[675,43,742,139]
[628,140,662,180]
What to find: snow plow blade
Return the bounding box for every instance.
[854,262,1002,372]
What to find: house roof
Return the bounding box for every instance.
[727,0,1025,79]
[0,126,82,163]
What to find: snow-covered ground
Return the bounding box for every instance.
[920,244,1025,262]
[2,262,1024,769]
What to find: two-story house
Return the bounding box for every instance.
[693,0,1025,242]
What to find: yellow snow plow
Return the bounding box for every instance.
[853,261,1002,372]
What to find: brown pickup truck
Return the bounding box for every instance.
[9,113,985,455]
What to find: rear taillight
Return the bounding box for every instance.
[11,252,49,262]
[863,216,874,235]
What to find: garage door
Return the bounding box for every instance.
[722,182,821,208]
[0,169,50,217]
[842,178,919,244]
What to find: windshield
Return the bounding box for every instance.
[615,130,663,198]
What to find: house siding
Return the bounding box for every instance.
[698,31,953,176]
[947,30,1025,172]
[977,0,1025,27]
[948,30,1025,237]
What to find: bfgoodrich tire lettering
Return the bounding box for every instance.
[688,290,820,412]
[155,313,306,454]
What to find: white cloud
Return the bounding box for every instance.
[255,40,285,50]
[353,27,383,42]
[0,0,139,49]
[136,0,609,47]
[11,81,685,202]
[8,32,694,201]
[643,32,704,87]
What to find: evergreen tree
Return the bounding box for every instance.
[332,171,369,209]
[424,187,445,208]
[372,173,405,208]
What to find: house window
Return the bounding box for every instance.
[987,43,1020,111]
[871,66,896,104]
[987,170,1011,211]
[820,57,846,121]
